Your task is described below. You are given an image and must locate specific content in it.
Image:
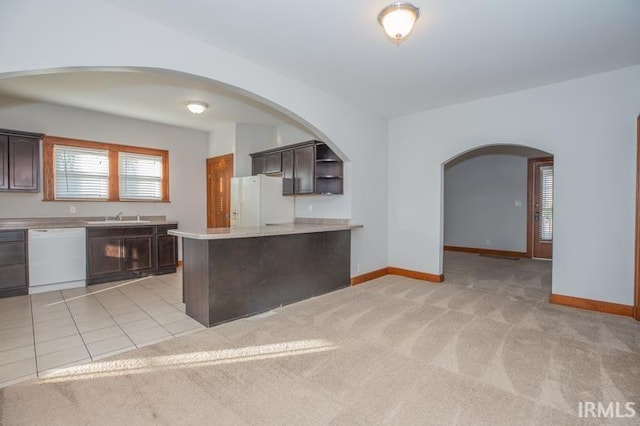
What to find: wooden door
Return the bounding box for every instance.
[207,154,233,228]
[529,157,554,259]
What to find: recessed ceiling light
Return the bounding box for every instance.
[185,101,208,114]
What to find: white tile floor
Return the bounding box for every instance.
[0,269,204,388]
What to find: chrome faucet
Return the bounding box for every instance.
[113,212,123,221]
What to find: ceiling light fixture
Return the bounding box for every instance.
[185,101,208,114]
[378,2,420,42]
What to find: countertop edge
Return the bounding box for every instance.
[0,220,178,231]
[169,223,363,240]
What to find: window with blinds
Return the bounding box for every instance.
[119,152,163,200]
[54,146,109,200]
[44,136,169,202]
[539,165,553,241]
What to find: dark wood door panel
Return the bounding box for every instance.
[0,135,7,190]
[157,235,177,269]
[251,155,266,175]
[88,236,124,277]
[294,145,314,194]
[0,264,27,290]
[282,150,294,195]
[124,236,153,272]
[0,242,26,266]
[265,152,282,174]
[9,136,39,191]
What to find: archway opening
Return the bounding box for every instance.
[441,144,554,297]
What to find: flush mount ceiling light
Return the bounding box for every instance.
[185,101,208,114]
[378,2,420,42]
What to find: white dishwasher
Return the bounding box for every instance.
[28,228,87,294]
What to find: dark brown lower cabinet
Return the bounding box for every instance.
[87,224,177,285]
[0,230,28,298]
[156,224,178,273]
[182,230,350,327]
[124,236,153,272]
[87,236,124,277]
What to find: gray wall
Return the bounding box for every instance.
[234,123,278,177]
[0,98,209,257]
[444,155,527,252]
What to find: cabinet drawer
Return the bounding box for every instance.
[88,226,154,238]
[0,230,25,242]
[0,264,26,289]
[0,241,26,266]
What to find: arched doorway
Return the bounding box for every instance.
[443,144,553,258]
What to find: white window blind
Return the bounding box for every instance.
[119,152,163,200]
[539,165,553,241]
[54,145,109,200]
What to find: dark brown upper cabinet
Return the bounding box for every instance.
[314,142,344,195]
[252,151,282,175]
[0,129,42,193]
[282,150,294,195]
[294,145,315,194]
[251,155,267,176]
[251,140,343,196]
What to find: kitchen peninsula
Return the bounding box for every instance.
[169,221,360,327]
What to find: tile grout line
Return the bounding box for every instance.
[28,293,39,377]
[90,277,186,350]
[82,284,138,359]
[115,279,184,340]
[60,290,93,365]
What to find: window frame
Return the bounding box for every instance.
[43,136,170,202]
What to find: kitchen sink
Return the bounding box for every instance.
[85,220,151,224]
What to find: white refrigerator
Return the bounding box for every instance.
[230,175,294,227]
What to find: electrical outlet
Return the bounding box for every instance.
[514,200,523,207]
[308,204,313,213]
[69,205,76,214]
[356,264,361,273]
[486,240,491,246]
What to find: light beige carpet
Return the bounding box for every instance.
[1,252,639,425]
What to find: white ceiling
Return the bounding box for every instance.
[0,0,638,131]
[0,70,303,133]
[103,0,640,118]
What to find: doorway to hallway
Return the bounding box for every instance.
[528,157,554,259]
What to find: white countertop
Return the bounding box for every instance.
[0,217,176,231]
[169,223,363,240]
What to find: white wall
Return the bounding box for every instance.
[277,124,316,146]
[0,0,389,277]
[0,98,209,261]
[234,123,278,177]
[444,155,528,252]
[208,122,235,158]
[389,65,640,305]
